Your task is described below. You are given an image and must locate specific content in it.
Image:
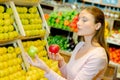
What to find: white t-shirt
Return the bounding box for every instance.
[45,42,108,80]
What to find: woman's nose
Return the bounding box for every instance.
[77,20,81,26]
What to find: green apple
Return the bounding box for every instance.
[27,46,38,57]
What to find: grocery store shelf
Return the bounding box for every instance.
[109,61,120,67]
[0,0,9,3]
[38,4,50,34]
[107,37,120,46]
[50,26,72,32]
[60,50,71,63]
[0,36,21,46]
[60,50,71,56]
[116,67,120,79]
[13,0,40,6]
[20,35,42,40]
[9,1,26,36]
[77,0,120,8]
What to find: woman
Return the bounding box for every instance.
[25,6,109,80]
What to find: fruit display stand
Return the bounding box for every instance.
[0,0,62,80]
[0,2,19,43]
[21,38,62,80]
[0,0,9,3]
[13,0,40,6]
[40,1,55,14]
[106,19,120,66]
[0,1,28,79]
[105,18,120,79]
[0,40,26,80]
[8,1,61,80]
[116,66,120,79]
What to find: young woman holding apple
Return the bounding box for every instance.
[25,6,109,80]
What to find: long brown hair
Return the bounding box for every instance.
[83,6,109,62]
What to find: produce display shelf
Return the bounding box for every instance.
[116,67,120,78]
[20,35,42,40]
[60,50,71,56]
[109,61,120,67]
[13,0,41,6]
[107,38,120,46]
[60,50,71,63]
[50,26,72,32]
[0,0,9,3]
[0,37,20,45]
[0,40,27,79]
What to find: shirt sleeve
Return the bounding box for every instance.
[45,56,107,80]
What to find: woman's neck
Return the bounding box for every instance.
[84,36,93,46]
[84,35,100,47]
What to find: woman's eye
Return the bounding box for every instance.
[82,19,87,22]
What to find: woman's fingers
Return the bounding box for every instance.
[48,51,63,61]
[48,52,51,58]
[48,52,54,59]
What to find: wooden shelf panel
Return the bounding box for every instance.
[13,0,41,6]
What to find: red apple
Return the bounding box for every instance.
[49,44,60,54]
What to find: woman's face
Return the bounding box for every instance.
[77,10,97,36]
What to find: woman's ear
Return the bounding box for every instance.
[95,23,101,30]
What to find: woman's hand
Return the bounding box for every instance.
[48,51,64,61]
[48,52,66,68]
[24,53,50,73]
